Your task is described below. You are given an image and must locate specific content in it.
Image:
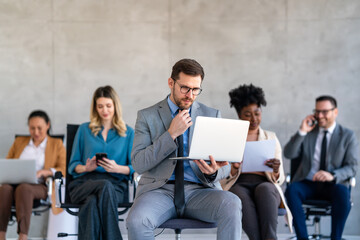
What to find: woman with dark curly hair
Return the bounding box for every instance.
[221,84,293,240]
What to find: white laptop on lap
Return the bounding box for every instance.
[170,116,249,162]
[0,159,37,184]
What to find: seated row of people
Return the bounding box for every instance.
[0,58,358,240]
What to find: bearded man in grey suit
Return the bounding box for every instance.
[126,59,242,240]
[284,95,359,240]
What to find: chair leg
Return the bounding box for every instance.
[309,216,321,239]
[308,216,330,240]
[175,229,181,240]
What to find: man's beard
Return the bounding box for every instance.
[175,97,193,110]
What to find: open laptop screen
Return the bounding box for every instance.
[171,116,249,162]
[0,159,37,184]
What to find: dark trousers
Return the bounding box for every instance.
[229,174,281,240]
[0,183,47,234]
[285,180,351,240]
[69,172,127,240]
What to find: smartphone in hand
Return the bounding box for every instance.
[95,153,107,166]
[308,115,317,127]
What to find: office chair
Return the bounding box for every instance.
[286,157,356,239]
[158,218,217,240]
[54,124,135,238]
[156,201,287,240]
[126,172,216,240]
[8,134,65,226]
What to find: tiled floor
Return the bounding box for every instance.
[154,234,360,240]
[151,234,360,240]
[13,234,360,240]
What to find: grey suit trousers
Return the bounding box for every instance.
[126,183,242,240]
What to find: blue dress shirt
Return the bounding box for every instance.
[68,122,135,180]
[167,97,201,183]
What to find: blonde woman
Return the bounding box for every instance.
[68,86,134,240]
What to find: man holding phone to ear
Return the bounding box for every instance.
[284,95,359,240]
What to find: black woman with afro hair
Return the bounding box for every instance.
[221,84,293,239]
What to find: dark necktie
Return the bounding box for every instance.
[319,130,328,171]
[174,133,185,217]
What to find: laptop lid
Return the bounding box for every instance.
[0,159,37,184]
[171,116,249,162]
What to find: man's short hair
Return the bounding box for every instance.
[316,95,337,108]
[171,59,204,81]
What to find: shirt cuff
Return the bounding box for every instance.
[204,171,218,182]
[298,130,307,136]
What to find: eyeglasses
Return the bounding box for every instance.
[313,108,335,115]
[174,80,202,96]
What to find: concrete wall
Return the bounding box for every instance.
[0,0,359,238]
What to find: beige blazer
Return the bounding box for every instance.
[220,128,293,233]
[7,136,66,214]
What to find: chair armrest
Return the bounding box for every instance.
[285,173,291,186]
[350,177,356,188]
[45,176,53,202]
[54,171,64,208]
[128,179,135,203]
[134,172,141,187]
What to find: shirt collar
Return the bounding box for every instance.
[29,136,48,149]
[167,95,192,115]
[320,122,336,134]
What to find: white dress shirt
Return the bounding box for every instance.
[303,122,336,180]
[19,137,47,172]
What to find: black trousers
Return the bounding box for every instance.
[69,172,127,240]
[229,173,281,240]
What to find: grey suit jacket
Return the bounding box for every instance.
[131,97,231,198]
[284,123,359,185]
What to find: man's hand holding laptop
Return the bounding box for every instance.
[194,156,228,175]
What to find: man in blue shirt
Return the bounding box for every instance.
[126,59,242,239]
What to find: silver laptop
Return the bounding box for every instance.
[170,116,249,162]
[0,159,37,184]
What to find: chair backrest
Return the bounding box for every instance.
[289,156,302,182]
[64,124,130,205]
[15,134,65,142]
[64,124,80,204]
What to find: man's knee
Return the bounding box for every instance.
[332,184,351,205]
[285,183,298,199]
[126,208,155,232]
[219,191,242,216]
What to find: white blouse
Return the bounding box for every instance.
[19,137,47,171]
